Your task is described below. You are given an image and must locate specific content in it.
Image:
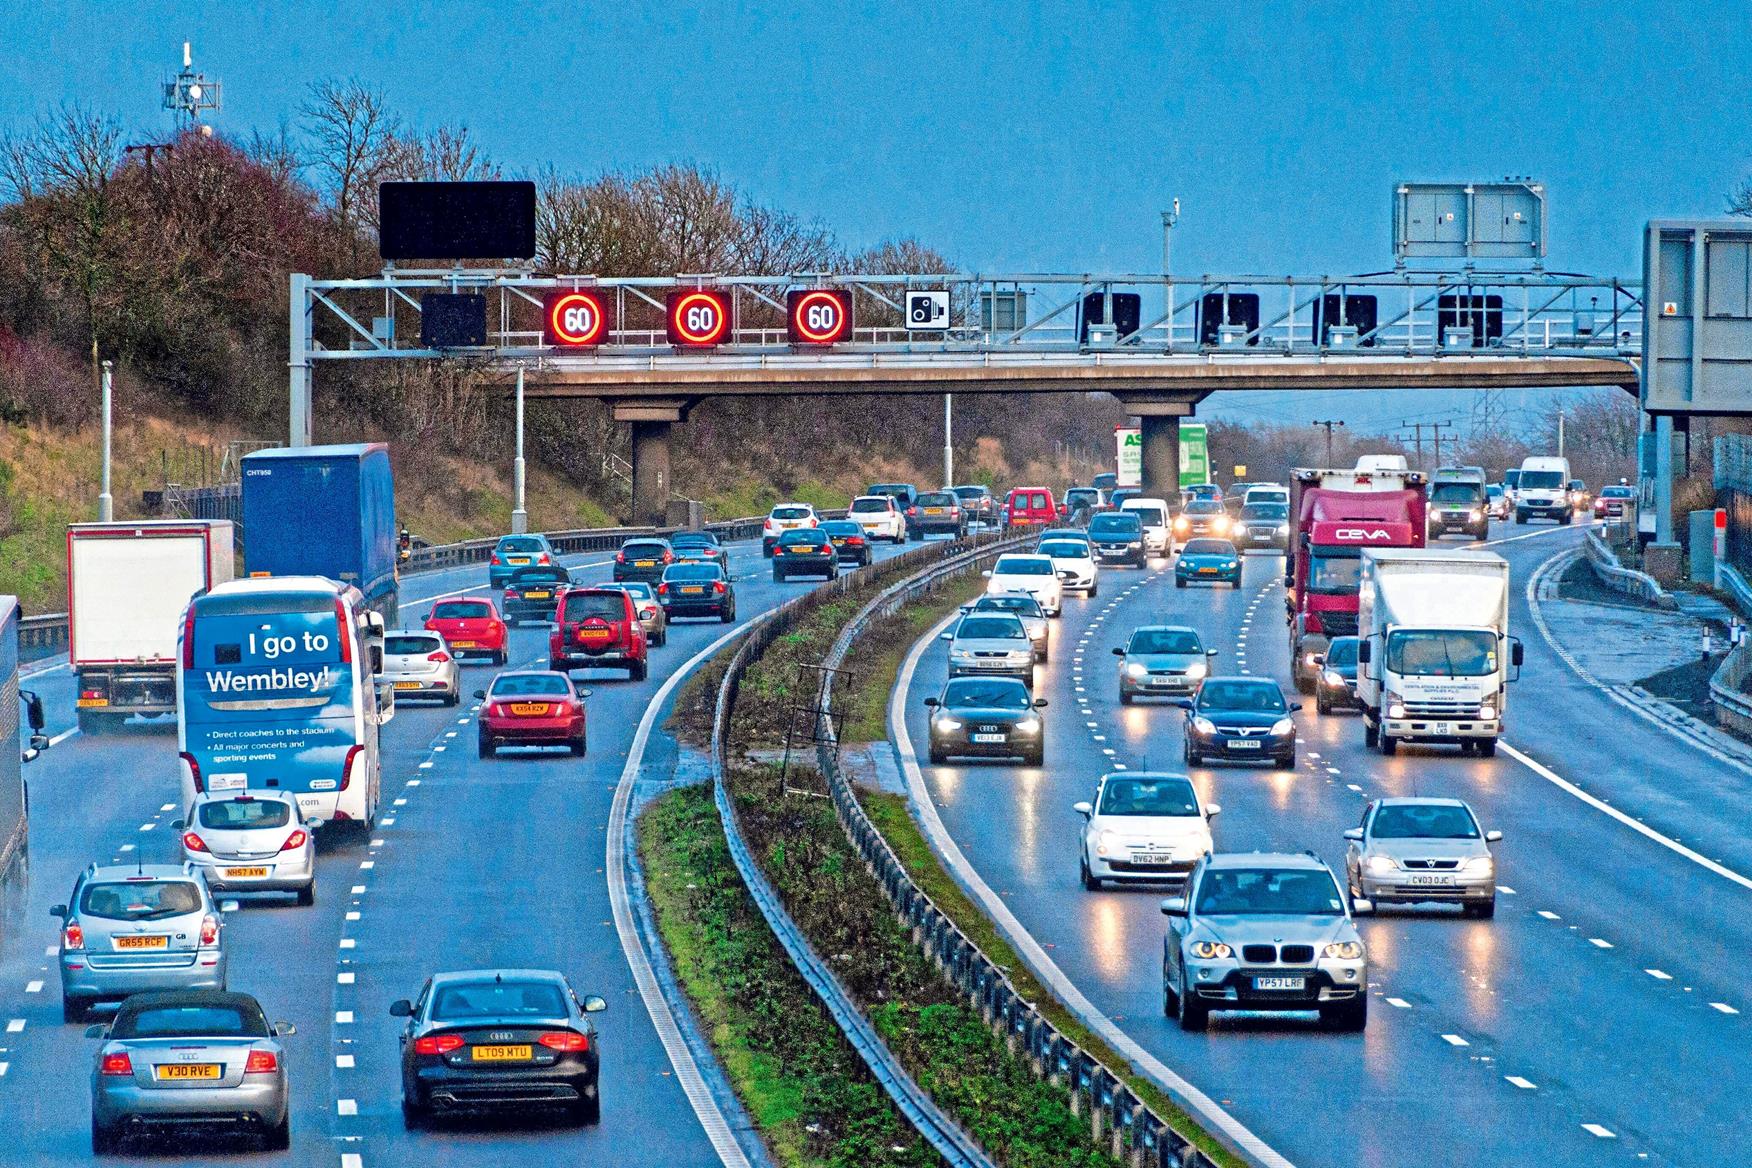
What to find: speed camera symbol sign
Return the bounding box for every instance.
[904,290,949,331]
[543,290,610,346]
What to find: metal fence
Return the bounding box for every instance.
[1716,435,1752,578]
[1582,530,1675,609]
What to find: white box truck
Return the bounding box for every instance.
[68,520,235,732]
[1355,548,1522,757]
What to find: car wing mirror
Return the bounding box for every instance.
[1351,897,1375,915]
[1342,827,1364,841]
[581,994,607,1013]
[21,690,44,732]
[1160,896,1188,916]
[425,611,435,622]
[273,1021,297,1037]
[1111,647,1125,657]
[1485,830,1503,843]
[388,999,414,1018]
[980,570,992,578]
[1175,699,1194,710]
[84,1023,109,1040]
[1034,698,1048,708]
[1205,803,1221,817]
[473,689,488,701]
[923,697,939,708]
[1289,702,1303,712]
[1206,648,1218,656]
[49,903,66,918]
[1072,801,1093,817]
[1357,640,1372,665]
[939,632,954,641]
[1510,639,1524,667]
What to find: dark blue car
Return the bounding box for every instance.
[1174,538,1242,589]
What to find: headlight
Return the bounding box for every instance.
[1127,541,1142,549]
[1125,662,1147,678]
[1277,524,1290,535]
[1479,703,1496,720]
[1212,517,1230,533]
[1321,669,1345,686]
[1389,704,1407,719]
[1192,716,1216,735]
[1462,855,1495,874]
[1010,650,1033,662]
[1365,855,1397,875]
[1224,561,1238,570]
[1096,828,1119,857]
[1186,661,1208,680]
[1014,716,1041,734]
[1189,940,1232,960]
[1174,517,1190,531]
[949,649,975,663]
[934,717,964,731]
[1469,509,1483,521]
[1270,717,1294,735]
[1322,940,1365,960]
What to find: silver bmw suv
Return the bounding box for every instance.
[1161,852,1370,1031]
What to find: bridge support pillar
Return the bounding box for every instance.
[614,399,695,528]
[1140,415,1180,497]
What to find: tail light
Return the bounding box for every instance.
[334,599,352,664]
[181,608,197,668]
[79,688,106,701]
[808,518,818,527]
[99,1052,132,1076]
[848,536,865,546]
[504,588,519,598]
[641,606,657,620]
[537,553,551,565]
[663,551,675,563]
[772,545,784,556]
[339,743,364,791]
[414,1034,465,1056]
[906,507,918,516]
[280,830,308,852]
[657,583,669,595]
[63,919,85,950]
[182,832,208,853]
[199,915,219,946]
[538,1031,590,1052]
[181,751,204,794]
[490,553,501,565]
[950,507,960,516]
[244,1050,278,1074]
[615,551,626,563]
[713,581,727,594]
[427,651,451,663]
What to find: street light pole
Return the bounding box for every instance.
[943,393,953,487]
[511,366,528,534]
[98,360,114,522]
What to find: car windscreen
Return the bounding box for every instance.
[1306,548,1362,594]
[497,537,544,553]
[385,635,441,655]
[1430,483,1482,503]
[993,557,1053,576]
[1185,499,1224,515]
[1065,489,1099,505]
[432,981,570,1021]
[664,564,724,581]
[1385,630,1497,677]
[80,880,203,921]
[509,567,568,584]
[1324,638,1359,667]
[561,593,626,621]
[1371,804,1480,840]
[433,601,491,620]
[1603,486,1635,498]
[1198,681,1286,712]
[1088,513,1141,535]
[111,1003,269,1040]
[1181,539,1234,557]
[942,679,1030,709]
[975,596,1042,618]
[1040,540,1091,558]
[850,498,891,514]
[1520,470,1565,489]
[1240,504,1287,521]
[1195,868,1344,915]
[1129,629,1201,654]
[1099,778,1199,817]
[957,617,1026,640]
[488,674,571,698]
[1486,485,1504,498]
[198,799,293,830]
[772,506,814,519]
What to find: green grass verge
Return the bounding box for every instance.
[839,579,984,742]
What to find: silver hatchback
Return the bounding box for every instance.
[88,990,293,1153]
[606,581,668,646]
[382,629,462,706]
[180,792,316,905]
[960,593,1049,662]
[942,612,1035,684]
[55,864,227,1023]
[1344,797,1501,917]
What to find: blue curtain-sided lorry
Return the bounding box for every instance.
[241,444,400,620]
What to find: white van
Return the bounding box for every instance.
[1355,454,1410,475]
[1514,456,1573,525]
[1120,497,1173,555]
[1243,484,1290,509]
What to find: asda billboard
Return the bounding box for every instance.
[1115,423,1208,489]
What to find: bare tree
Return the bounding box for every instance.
[1731,176,1752,218]
[300,78,400,242]
[241,119,303,186]
[380,124,499,183]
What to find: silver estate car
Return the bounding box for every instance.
[88,990,293,1153]
[1114,625,1217,703]
[1161,852,1370,1032]
[55,864,228,1023]
[607,581,668,646]
[1344,797,1501,918]
[960,593,1049,662]
[179,792,316,905]
[382,629,462,706]
[942,612,1034,684]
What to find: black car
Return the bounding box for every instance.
[924,676,1048,765]
[1235,502,1290,552]
[613,538,673,584]
[503,565,571,623]
[910,491,967,538]
[393,968,607,1128]
[1086,510,1147,567]
[950,484,996,526]
[1315,636,1360,715]
[1108,488,1141,511]
[819,519,873,566]
[671,530,732,578]
[772,527,840,581]
[659,562,736,622]
[1180,677,1300,769]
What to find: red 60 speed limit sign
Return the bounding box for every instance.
[666,288,732,346]
[542,289,611,346]
[786,289,852,345]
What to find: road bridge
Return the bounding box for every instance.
[291,269,1641,523]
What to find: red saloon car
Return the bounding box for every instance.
[476,671,587,758]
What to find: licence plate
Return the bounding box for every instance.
[76,697,109,707]
[156,1063,222,1080]
[524,590,551,599]
[971,733,1007,744]
[580,628,610,640]
[116,935,168,950]
[926,507,944,515]
[1227,739,1262,750]
[635,560,655,568]
[682,586,705,594]
[508,557,530,565]
[471,1044,532,1062]
[1253,533,1271,541]
[394,681,423,690]
[225,866,270,878]
[796,546,822,554]
[1132,854,1175,866]
[1432,722,1452,735]
[510,703,551,716]
[451,640,477,648]
[1254,976,1305,992]
[830,537,847,545]
[1147,677,1173,687]
[1409,874,1456,886]
[1198,567,1218,574]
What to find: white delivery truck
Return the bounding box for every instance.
[68,520,235,732]
[1355,548,1522,758]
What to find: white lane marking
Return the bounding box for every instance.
[1646,969,1672,980]
[345,911,361,921]
[24,981,42,994]
[1346,783,1363,792]
[335,1054,355,1068]
[1710,1002,1740,1015]
[1496,885,1517,895]
[607,619,758,1168]
[406,780,420,787]
[350,885,366,895]
[1501,742,1752,894]
[160,803,176,812]
[0,1062,8,1077]
[359,861,374,870]
[1440,1033,1468,1046]
[370,838,385,847]
[4,1019,22,1033]
[1386,997,1411,1009]
[1589,938,1613,949]
[1582,1124,1617,1139]
[335,1011,354,1024]
[340,1152,364,1168]
[339,938,356,950]
[20,658,70,678]
[1537,910,1560,920]
[42,945,56,957]
[138,822,155,832]
[118,844,134,853]
[47,725,81,746]
[393,798,408,806]
[337,1098,358,1116]
[1506,1076,1537,1089]
[418,761,433,769]
[336,972,355,984]
[892,607,1297,1168]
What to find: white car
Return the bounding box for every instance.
[1243,485,1289,509]
[180,791,316,905]
[1036,535,1097,596]
[763,503,819,555]
[983,554,1064,617]
[1073,772,1217,891]
[1121,497,1173,555]
[848,495,907,543]
[381,629,461,705]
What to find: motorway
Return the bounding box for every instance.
[0,534,911,1166]
[898,521,1751,1168]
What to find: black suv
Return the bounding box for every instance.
[1086,511,1147,567]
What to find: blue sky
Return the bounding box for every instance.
[5,2,1743,433]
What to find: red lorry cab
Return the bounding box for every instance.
[1004,487,1064,527]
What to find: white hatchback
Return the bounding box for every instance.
[180,791,316,905]
[1036,535,1097,596]
[1074,772,1217,891]
[382,629,461,705]
[763,503,820,555]
[983,554,1064,617]
[849,495,907,543]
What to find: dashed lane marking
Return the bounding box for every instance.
[335,1054,355,1068]
[1537,910,1560,920]
[1496,885,1517,895]
[1710,1002,1739,1015]
[336,972,355,985]
[335,1011,354,1024]
[1582,1124,1617,1139]
[337,1099,358,1116]
[1386,997,1411,1009]
[24,981,41,994]
[4,1019,22,1033]
[1440,1033,1468,1047]
[1506,1076,1537,1089]
[1589,938,1613,949]
[339,939,356,950]
[1646,969,1672,980]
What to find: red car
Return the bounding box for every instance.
[424,598,508,664]
[550,587,649,681]
[476,671,587,758]
[1004,486,1066,528]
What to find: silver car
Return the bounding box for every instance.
[942,612,1034,684]
[88,990,293,1153]
[1113,625,1217,703]
[382,629,462,706]
[606,581,668,646]
[179,792,316,905]
[1161,852,1370,1031]
[1344,797,1501,917]
[960,593,1049,662]
[54,864,227,1023]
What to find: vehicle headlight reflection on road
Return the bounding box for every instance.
[1189,940,1232,960]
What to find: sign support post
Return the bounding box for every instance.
[511,365,528,535]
